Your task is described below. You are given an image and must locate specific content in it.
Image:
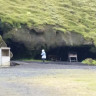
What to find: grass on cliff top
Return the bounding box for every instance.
[18,58,50,62]
[0,0,96,43]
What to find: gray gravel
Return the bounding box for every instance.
[0,61,95,96]
[12,61,96,69]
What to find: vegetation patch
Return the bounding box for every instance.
[82,58,96,65]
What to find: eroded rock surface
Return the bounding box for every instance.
[3,26,93,50]
[0,35,6,47]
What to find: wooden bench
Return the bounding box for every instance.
[68,53,78,62]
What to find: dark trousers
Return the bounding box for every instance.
[42,59,45,62]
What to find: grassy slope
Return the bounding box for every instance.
[0,0,96,43]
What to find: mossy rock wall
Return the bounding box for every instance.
[0,35,7,47]
[3,26,93,50]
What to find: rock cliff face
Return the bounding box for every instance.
[1,26,93,60]
[0,0,96,60]
[3,26,92,50]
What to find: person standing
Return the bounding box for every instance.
[41,49,46,62]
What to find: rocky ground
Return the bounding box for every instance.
[0,61,96,96]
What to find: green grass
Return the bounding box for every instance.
[17,58,50,62]
[0,0,96,43]
[20,59,43,62]
[82,58,96,65]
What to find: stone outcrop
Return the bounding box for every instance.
[2,26,93,51]
[0,25,94,59]
[0,35,7,47]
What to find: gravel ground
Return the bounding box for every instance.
[12,61,96,69]
[0,61,96,96]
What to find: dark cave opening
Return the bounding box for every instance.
[6,39,41,59]
[5,39,96,62]
[0,28,3,35]
[47,46,96,62]
[6,39,31,59]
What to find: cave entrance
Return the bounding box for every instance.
[5,38,96,62]
[5,39,42,60]
[47,45,96,62]
[0,28,3,35]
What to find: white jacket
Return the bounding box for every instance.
[41,51,46,59]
